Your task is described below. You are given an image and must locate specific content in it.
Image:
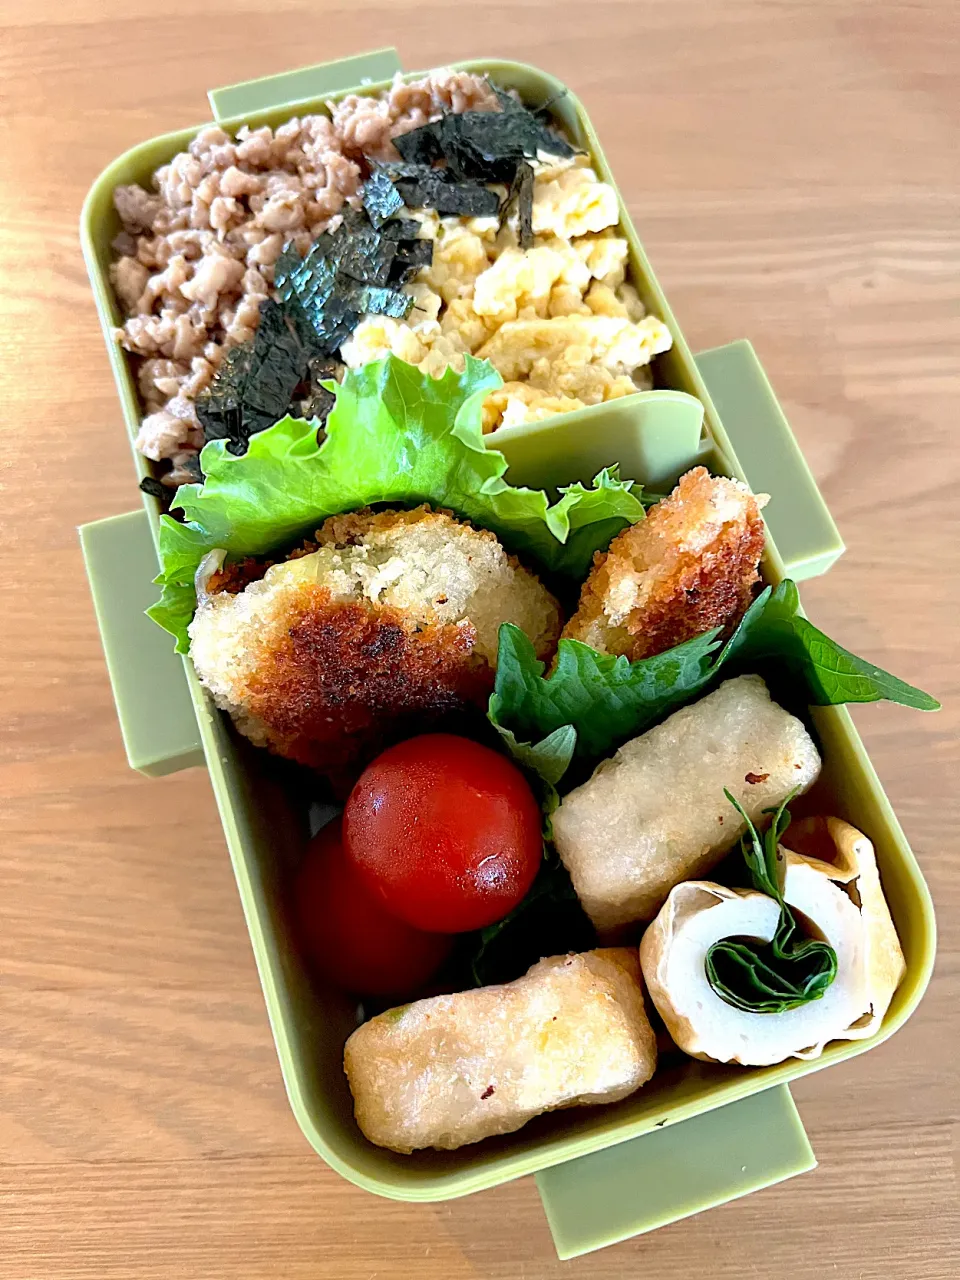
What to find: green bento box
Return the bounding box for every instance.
[78,49,936,1260]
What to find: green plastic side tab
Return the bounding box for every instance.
[208,49,403,123]
[535,1085,815,1260]
[493,390,705,492]
[79,509,203,777]
[696,340,844,581]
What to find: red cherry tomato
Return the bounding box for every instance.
[291,818,451,997]
[343,734,543,933]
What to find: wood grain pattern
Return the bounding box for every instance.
[1,2,957,1275]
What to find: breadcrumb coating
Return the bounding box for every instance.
[562,467,767,660]
[188,506,561,781]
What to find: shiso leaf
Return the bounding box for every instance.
[716,580,941,711]
[492,723,577,791]
[488,579,939,786]
[489,623,724,768]
[148,354,645,652]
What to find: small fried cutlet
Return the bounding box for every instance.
[188,506,562,780]
[562,467,766,660]
[344,948,657,1153]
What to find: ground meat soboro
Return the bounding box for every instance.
[110,70,498,484]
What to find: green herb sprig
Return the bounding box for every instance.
[703,790,838,1014]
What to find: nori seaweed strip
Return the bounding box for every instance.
[196,297,322,453]
[392,124,446,167]
[499,160,535,248]
[379,216,422,241]
[530,88,570,120]
[277,211,421,333]
[139,476,167,500]
[345,284,412,318]
[290,355,338,429]
[491,84,576,159]
[394,85,575,191]
[388,238,433,284]
[390,167,500,217]
[337,229,399,286]
[196,198,436,455]
[178,454,203,483]
[361,169,404,227]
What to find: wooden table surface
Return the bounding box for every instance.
[2,2,958,1276]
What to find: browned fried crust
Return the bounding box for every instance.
[236,586,493,783]
[563,468,765,661]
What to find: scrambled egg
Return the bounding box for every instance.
[338,156,673,432]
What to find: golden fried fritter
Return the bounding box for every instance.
[189,506,562,782]
[562,467,766,660]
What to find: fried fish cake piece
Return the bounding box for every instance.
[551,675,821,931]
[562,466,766,660]
[188,506,562,782]
[343,948,657,1153]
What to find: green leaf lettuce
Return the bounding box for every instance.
[149,354,646,652]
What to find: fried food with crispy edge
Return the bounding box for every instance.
[561,466,767,660]
[188,506,562,783]
[344,948,657,1153]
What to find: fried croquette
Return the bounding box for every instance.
[188,506,562,779]
[561,467,766,660]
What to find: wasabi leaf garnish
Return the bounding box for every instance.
[704,790,838,1014]
[149,355,645,652]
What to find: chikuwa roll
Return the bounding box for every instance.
[639,817,906,1066]
[550,675,821,931]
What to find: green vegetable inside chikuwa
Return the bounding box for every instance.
[704,790,839,1013]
